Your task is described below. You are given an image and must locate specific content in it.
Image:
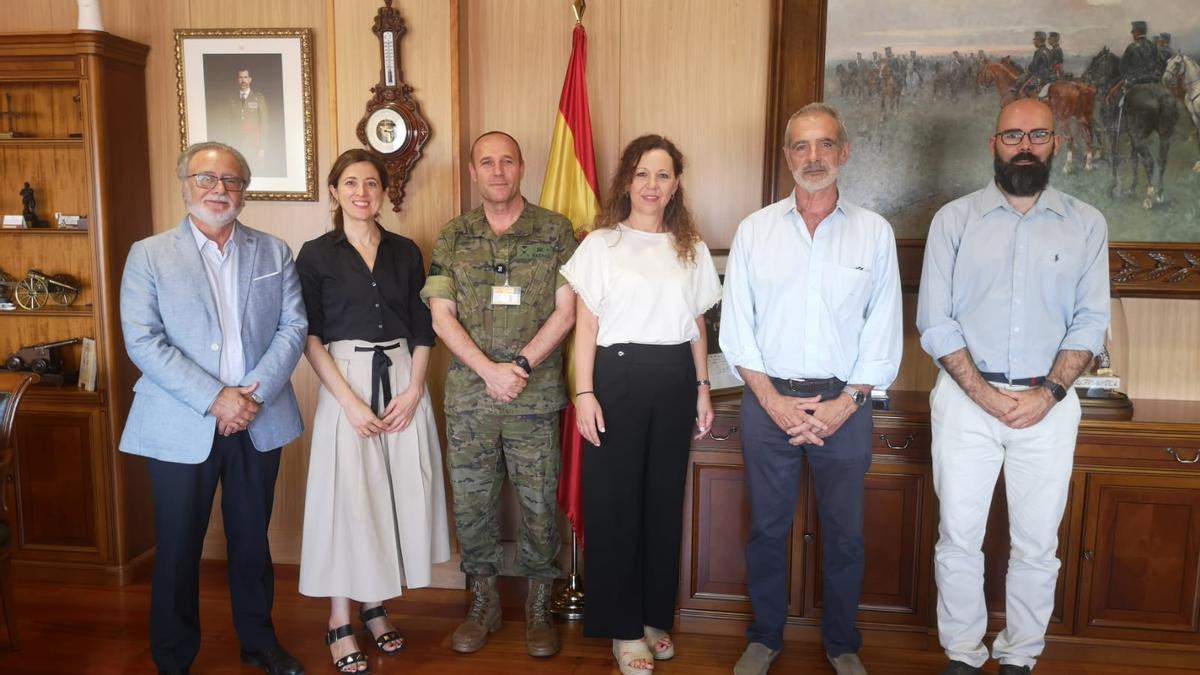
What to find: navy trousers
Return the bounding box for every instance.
[740,384,872,656]
[147,430,282,671]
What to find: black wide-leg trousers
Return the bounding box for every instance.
[147,430,282,671]
[582,342,696,640]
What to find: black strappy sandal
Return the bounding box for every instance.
[326,624,370,673]
[359,605,405,656]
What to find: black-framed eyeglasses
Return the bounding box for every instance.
[188,173,248,192]
[995,128,1054,146]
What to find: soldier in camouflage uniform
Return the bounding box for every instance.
[421,131,577,659]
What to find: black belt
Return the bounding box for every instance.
[769,376,845,396]
[355,342,400,415]
[979,371,1046,387]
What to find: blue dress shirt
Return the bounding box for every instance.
[720,192,903,388]
[916,181,1109,379]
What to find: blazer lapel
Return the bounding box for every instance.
[173,218,219,320]
[235,223,258,325]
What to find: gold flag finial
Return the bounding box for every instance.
[572,0,586,23]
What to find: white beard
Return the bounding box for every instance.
[792,166,838,193]
[186,194,242,228]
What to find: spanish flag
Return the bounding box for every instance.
[540,23,599,548]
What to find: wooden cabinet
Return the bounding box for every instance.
[0,32,154,584]
[678,392,1200,663]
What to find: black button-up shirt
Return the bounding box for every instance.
[296,226,435,347]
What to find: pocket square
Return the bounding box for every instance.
[252,270,281,282]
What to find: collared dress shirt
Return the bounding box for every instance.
[916,181,1110,379]
[190,218,244,386]
[295,225,435,347]
[720,191,903,388]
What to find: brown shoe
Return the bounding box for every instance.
[451,575,502,653]
[524,577,560,657]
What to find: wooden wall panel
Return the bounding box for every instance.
[1120,298,1200,401]
[619,0,770,248]
[463,0,620,211]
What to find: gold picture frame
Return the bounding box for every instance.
[174,28,317,201]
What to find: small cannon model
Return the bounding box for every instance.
[0,269,80,310]
[5,337,81,374]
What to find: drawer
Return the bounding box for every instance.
[692,412,742,453]
[872,425,932,458]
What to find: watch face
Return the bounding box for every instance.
[366,107,409,155]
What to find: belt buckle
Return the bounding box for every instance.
[787,378,813,393]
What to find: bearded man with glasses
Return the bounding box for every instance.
[916,99,1109,675]
[119,141,307,675]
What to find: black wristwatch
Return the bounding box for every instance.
[1042,379,1067,402]
[513,354,533,375]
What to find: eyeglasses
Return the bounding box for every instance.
[188,173,248,192]
[994,129,1054,146]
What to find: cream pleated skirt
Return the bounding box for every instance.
[299,339,450,601]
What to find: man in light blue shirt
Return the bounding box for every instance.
[916,99,1109,675]
[724,103,902,675]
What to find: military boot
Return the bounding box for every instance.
[525,577,560,657]
[451,575,502,653]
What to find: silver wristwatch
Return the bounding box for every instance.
[842,385,867,407]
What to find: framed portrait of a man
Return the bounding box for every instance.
[175,28,316,201]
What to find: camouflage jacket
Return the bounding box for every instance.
[421,200,577,414]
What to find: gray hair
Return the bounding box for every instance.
[175,141,252,185]
[782,102,850,147]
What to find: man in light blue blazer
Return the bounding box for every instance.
[120,142,306,675]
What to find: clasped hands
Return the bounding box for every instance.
[975,385,1054,429]
[210,383,261,437]
[482,360,529,403]
[762,391,857,446]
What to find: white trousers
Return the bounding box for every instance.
[930,370,1081,669]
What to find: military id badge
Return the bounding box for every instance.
[492,285,522,305]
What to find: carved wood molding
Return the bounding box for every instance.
[896,240,1200,299]
[1108,243,1200,298]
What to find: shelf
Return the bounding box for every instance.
[0,137,84,147]
[0,306,93,317]
[0,227,88,235]
[23,383,103,406]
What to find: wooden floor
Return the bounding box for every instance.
[0,563,1194,674]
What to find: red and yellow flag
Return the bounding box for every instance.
[540,23,599,547]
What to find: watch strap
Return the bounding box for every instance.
[842,385,867,406]
[513,354,533,375]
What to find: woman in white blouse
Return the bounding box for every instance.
[561,134,721,675]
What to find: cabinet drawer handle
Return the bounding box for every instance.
[1166,448,1200,464]
[878,434,913,450]
[707,426,738,442]
[1082,550,1094,560]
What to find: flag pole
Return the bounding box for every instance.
[551,534,585,620]
[546,0,596,622]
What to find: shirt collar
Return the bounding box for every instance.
[782,188,849,220]
[327,222,386,245]
[980,180,1067,218]
[465,198,533,239]
[188,216,237,253]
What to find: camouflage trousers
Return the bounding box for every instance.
[446,410,562,579]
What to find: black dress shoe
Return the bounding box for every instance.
[158,670,189,675]
[999,665,1032,675]
[240,644,305,675]
[942,661,982,675]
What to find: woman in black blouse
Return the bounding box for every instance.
[296,149,450,673]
